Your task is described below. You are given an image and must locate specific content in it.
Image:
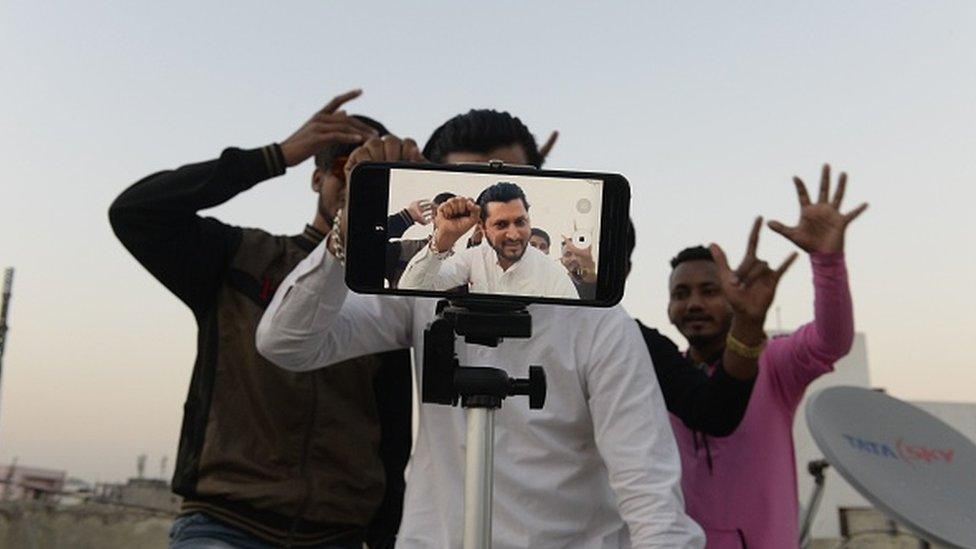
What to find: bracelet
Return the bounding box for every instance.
[726,332,767,359]
[327,209,346,266]
[427,232,453,257]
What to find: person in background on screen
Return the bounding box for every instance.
[529,227,551,254]
[386,191,456,288]
[559,236,597,299]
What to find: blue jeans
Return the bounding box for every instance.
[169,513,362,549]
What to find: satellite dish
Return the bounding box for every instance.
[805,386,976,548]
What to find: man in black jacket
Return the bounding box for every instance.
[110,89,411,548]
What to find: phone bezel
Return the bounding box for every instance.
[345,162,630,307]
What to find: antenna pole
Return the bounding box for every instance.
[0,268,15,439]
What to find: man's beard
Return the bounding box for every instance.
[681,311,733,352]
[685,332,725,350]
[492,238,527,263]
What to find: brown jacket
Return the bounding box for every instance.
[109,145,411,547]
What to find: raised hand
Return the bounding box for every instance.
[539,130,559,161]
[407,199,435,225]
[279,89,380,167]
[710,217,798,324]
[768,164,868,253]
[432,197,481,252]
[560,237,597,283]
[327,135,426,259]
[343,134,427,181]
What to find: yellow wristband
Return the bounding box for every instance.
[726,333,767,359]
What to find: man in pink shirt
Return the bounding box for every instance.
[667,165,868,548]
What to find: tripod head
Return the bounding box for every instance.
[422,298,547,409]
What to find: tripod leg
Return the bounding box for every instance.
[464,407,494,549]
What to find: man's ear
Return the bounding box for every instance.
[311,167,325,193]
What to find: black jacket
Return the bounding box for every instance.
[636,321,754,436]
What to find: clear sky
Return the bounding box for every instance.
[1,1,974,483]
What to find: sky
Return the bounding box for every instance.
[1,1,974,483]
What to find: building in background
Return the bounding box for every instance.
[92,477,180,514]
[0,463,65,502]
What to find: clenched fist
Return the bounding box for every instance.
[432,197,482,252]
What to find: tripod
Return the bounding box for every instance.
[422,298,547,549]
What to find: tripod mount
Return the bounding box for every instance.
[421,297,547,549]
[422,298,546,410]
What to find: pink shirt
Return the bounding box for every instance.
[671,252,854,548]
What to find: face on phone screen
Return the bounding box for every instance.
[385,168,603,300]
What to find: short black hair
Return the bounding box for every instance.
[433,192,456,205]
[530,227,551,246]
[670,245,714,269]
[422,109,543,168]
[314,115,389,169]
[475,182,529,222]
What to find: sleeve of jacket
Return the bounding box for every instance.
[108,145,286,316]
[387,209,414,239]
[637,321,755,437]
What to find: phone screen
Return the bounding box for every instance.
[386,168,604,301]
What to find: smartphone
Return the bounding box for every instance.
[345,162,631,307]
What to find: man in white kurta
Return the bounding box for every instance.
[256,246,704,548]
[399,183,579,299]
[400,241,579,298]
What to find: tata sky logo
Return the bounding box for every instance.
[842,434,955,467]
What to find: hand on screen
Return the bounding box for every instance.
[709,217,797,324]
[407,199,435,225]
[560,238,597,284]
[279,89,379,167]
[433,197,481,252]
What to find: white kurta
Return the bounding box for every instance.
[399,242,580,299]
[256,241,704,549]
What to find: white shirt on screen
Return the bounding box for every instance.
[255,240,705,549]
[399,240,580,299]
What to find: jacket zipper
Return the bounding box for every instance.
[286,374,320,547]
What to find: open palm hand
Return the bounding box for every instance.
[767,164,868,253]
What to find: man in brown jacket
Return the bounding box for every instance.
[110,89,412,548]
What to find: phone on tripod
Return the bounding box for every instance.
[344,161,631,306]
